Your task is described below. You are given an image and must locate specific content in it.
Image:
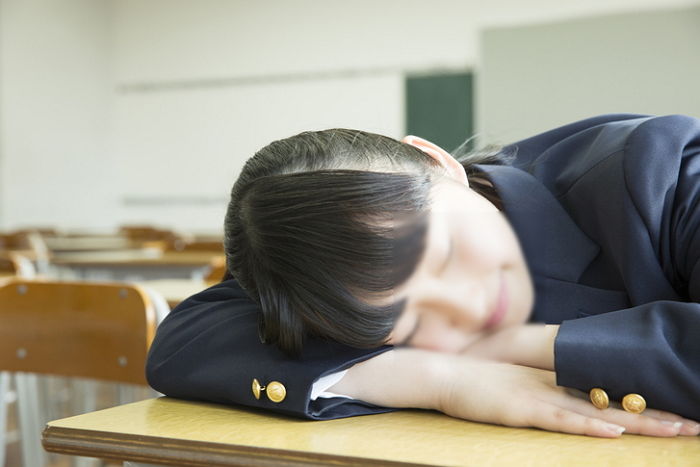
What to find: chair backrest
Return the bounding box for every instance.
[204,256,227,285]
[0,255,18,275]
[0,232,33,250]
[167,240,223,253]
[119,225,179,242]
[0,280,157,385]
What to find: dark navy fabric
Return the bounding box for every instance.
[145,279,394,419]
[146,114,700,420]
[491,114,700,419]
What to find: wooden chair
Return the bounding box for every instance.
[167,239,223,253]
[0,232,32,252]
[119,225,180,243]
[0,231,51,276]
[0,254,36,280]
[11,228,57,238]
[0,256,19,277]
[205,255,228,285]
[0,280,162,467]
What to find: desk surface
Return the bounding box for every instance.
[45,236,135,253]
[43,397,700,467]
[51,250,222,267]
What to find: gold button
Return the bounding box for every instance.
[252,378,262,400]
[622,393,646,414]
[589,388,609,409]
[266,381,287,403]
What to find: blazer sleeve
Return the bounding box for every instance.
[555,301,700,420]
[553,115,700,421]
[145,279,394,419]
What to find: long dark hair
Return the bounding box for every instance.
[224,129,507,356]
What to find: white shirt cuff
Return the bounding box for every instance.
[310,370,352,400]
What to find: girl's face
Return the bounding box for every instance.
[387,176,534,353]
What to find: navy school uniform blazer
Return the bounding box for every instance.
[146,114,700,420]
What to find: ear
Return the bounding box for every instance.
[402,135,469,186]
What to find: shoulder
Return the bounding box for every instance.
[506,114,700,196]
[621,115,700,192]
[174,278,255,310]
[147,280,261,371]
[163,279,259,328]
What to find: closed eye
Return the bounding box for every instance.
[395,314,421,347]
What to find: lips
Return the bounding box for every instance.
[484,271,508,330]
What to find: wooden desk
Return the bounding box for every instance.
[51,251,222,281]
[45,236,135,253]
[42,398,700,466]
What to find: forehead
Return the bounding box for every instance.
[430,177,491,211]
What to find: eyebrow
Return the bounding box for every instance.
[394,229,451,347]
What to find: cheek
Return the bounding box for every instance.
[457,216,517,270]
[412,317,481,353]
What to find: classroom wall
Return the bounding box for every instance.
[0,0,114,230]
[477,5,700,143]
[1,0,699,231]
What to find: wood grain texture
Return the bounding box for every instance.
[43,398,700,466]
[0,279,157,384]
[51,251,223,267]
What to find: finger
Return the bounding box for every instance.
[559,395,697,437]
[602,402,700,437]
[632,408,700,436]
[585,408,685,437]
[565,388,700,436]
[522,402,626,438]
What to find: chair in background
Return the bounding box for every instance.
[0,256,19,278]
[167,240,223,253]
[204,255,227,285]
[0,254,35,466]
[0,279,166,467]
[0,233,32,251]
[119,225,180,244]
[0,254,36,281]
[0,231,51,276]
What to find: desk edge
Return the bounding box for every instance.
[42,425,429,467]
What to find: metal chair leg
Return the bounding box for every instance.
[16,372,46,467]
[0,371,10,467]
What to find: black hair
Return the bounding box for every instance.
[224,129,507,356]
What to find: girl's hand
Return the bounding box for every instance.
[439,358,700,437]
[330,348,700,438]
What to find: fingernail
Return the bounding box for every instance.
[683,422,700,435]
[661,421,683,429]
[605,423,625,435]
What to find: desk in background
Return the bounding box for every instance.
[51,251,222,281]
[42,397,700,466]
[44,236,136,253]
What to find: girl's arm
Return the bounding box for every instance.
[460,115,700,428]
[329,347,700,437]
[146,279,395,420]
[148,280,698,436]
[458,323,559,370]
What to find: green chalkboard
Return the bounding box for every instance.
[405,72,473,153]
